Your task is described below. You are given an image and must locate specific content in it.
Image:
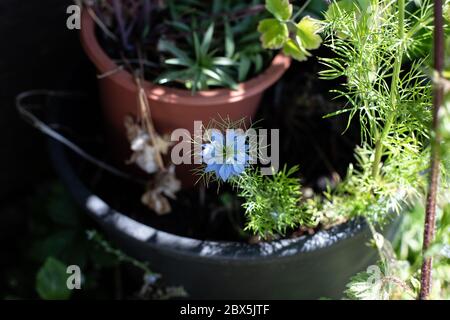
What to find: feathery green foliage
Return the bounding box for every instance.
[342,0,450,300]
[320,0,433,179]
[344,203,450,300]
[316,143,429,225]
[235,166,314,238]
[315,0,434,225]
[343,261,418,300]
[196,0,440,239]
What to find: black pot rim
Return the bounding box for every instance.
[49,138,373,263]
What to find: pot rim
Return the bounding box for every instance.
[49,138,373,263]
[79,9,292,106]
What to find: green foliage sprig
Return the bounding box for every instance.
[235,166,315,238]
[344,203,450,300]
[342,0,450,300]
[343,261,418,300]
[196,0,436,237]
[196,118,315,239]
[316,143,429,225]
[310,0,436,230]
[440,82,450,171]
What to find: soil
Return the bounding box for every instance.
[54,48,360,243]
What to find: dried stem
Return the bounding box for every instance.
[419,0,445,300]
[135,76,166,171]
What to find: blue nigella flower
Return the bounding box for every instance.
[202,129,251,182]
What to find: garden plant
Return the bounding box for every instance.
[192,0,450,299]
[14,0,450,299]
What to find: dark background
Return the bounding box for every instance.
[0,1,91,231]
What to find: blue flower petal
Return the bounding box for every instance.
[232,163,245,174]
[202,129,252,181]
[218,165,233,181]
[205,163,220,173]
[210,129,224,144]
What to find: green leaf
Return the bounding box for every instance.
[156,69,193,85]
[165,58,192,67]
[296,16,322,50]
[325,0,356,20]
[165,21,191,33]
[445,1,450,21]
[266,0,293,21]
[201,24,215,56]
[239,31,261,44]
[158,40,191,63]
[258,18,289,49]
[193,32,201,60]
[202,68,223,82]
[29,230,77,263]
[36,257,72,300]
[283,39,308,61]
[212,0,222,14]
[212,57,235,66]
[357,0,371,11]
[224,21,235,58]
[213,68,238,90]
[252,54,263,73]
[344,263,388,300]
[238,55,251,82]
[325,0,369,20]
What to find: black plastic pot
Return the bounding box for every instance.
[48,139,399,300]
[25,92,399,300]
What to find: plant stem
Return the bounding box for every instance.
[419,0,445,300]
[371,0,405,179]
[367,221,385,264]
[292,0,312,21]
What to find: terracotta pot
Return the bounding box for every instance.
[80,10,291,186]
